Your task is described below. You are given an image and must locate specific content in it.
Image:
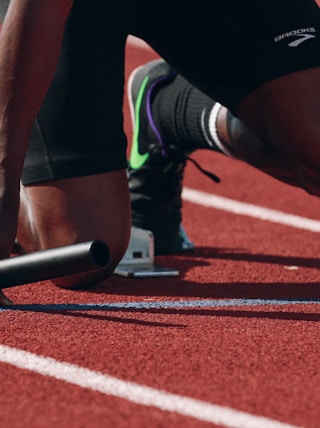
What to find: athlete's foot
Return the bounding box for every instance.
[127,59,194,254]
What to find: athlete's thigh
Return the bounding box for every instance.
[22,0,129,185]
[134,0,320,113]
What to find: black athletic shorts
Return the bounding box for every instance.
[1,0,319,184]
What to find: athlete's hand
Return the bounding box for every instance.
[0,289,13,306]
[0,178,19,307]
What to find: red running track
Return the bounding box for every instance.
[1,38,320,428]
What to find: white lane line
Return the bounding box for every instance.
[0,345,299,428]
[2,299,320,313]
[183,187,320,233]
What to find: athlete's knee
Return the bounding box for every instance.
[46,224,131,290]
[290,133,320,197]
[17,172,132,289]
[296,164,320,197]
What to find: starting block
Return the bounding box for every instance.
[115,227,180,277]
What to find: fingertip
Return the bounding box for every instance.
[0,291,13,306]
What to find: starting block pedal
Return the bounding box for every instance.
[115,227,179,277]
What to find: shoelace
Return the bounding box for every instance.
[186,155,220,183]
[150,143,221,184]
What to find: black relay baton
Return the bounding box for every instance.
[0,240,110,289]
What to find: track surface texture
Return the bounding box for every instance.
[1,37,320,428]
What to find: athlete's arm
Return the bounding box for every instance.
[0,0,73,302]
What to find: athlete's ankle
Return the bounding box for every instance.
[152,75,236,157]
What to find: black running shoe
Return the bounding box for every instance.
[127,59,195,255]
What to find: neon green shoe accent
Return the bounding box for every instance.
[129,76,150,170]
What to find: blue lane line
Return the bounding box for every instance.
[1,298,320,312]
